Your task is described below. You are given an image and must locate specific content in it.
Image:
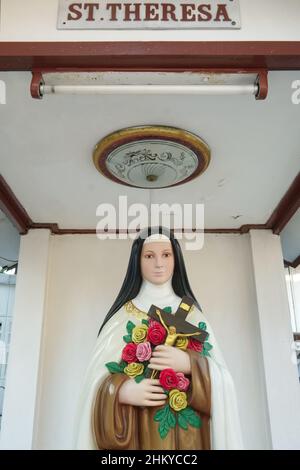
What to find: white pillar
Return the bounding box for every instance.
[250,229,300,450]
[0,229,51,450]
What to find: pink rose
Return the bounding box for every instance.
[176,372,190,391]
[136,341,152,362]
[147,321,167,346]
[187,338,203,353]
[121,343,137,363]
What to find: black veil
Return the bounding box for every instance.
[98,226,202,335]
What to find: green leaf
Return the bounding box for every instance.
[181,406,194,416]
[163,306,172,314]
[203,351,211,358]
[135,374,145,383]
[123,334,132,343]
[141,319,149,326]
[159,422,169,439]
[167,408,176,429]
[182,407,202,428]
[203,342,213,351]
[178,412,188,430]
[188,414,202,428]
[126,321,136,334]
[198,322,207,331]
[105,362,123,373]
[154,405,172,439]
[119,360,127,370]
[154,406,167,422]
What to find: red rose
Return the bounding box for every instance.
[159,368,179,390]
[187,338,203,353]
[122,343,137,363]
[147,321,167,346]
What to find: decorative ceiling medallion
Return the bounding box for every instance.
[93,126,210,189]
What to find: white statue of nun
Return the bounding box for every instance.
[75,227,243,450]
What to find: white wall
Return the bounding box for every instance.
[289,265,300,332]
[250,230,300,450]
[0,230,51,450]
[34,232,271,449]
[0,273,16,430]
[0,0,300,41]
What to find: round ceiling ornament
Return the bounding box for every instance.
[93,126,210,189]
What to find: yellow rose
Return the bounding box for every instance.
[169,389,188,411]
[132,324,148,344]
[124,362,144,378]
[175,337,189,350]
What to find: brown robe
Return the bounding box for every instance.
[93,350,211,450]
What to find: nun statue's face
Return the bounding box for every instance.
[140,241,175,285]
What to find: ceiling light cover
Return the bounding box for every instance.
[93,126,210,189]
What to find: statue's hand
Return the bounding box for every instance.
[118,378,167,407]
[148,345,191,374]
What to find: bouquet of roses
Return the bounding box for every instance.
[105,311,213,438]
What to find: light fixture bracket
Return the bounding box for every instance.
[30,69,268,100]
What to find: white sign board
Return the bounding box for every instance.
[57,0,241,30]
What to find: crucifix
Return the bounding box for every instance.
[147,295,208,344]
[146,296,208,378]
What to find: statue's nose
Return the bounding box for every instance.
[155,256,164,267]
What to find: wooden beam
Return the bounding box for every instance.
[266,173,300,235]
[285,255,300,269]
[0,175,32,234]
[1,42,300,70]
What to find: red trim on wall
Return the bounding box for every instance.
[1,42,300,70]
[285,256,300,269]
[0,175,32,234]
[266,173,300,235]
[27,223,267,235]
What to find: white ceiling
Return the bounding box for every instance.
[0,71,299,231]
